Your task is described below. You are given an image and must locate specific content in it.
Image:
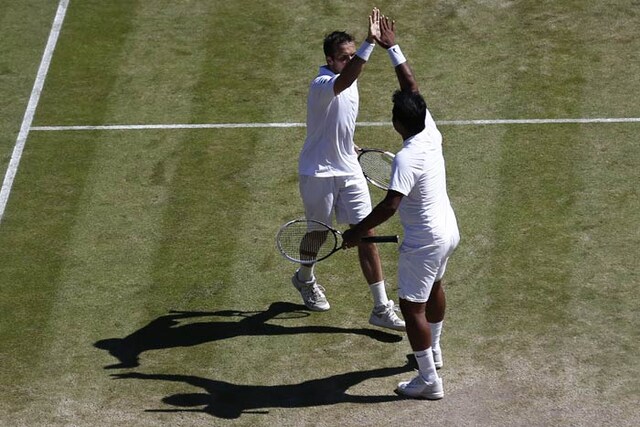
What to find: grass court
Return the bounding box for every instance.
[1,1,638,425]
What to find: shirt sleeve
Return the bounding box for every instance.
[388,152,415,197]
[310,75,336,105]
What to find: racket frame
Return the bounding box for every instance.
[357,148,395,191]
[275,219,398,264]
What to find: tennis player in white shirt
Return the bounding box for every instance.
[293,8,405,331]
[343,15,460,400]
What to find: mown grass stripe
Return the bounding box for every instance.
[483,2,588,415]
[0,0,142,422]
[31,2,227,421]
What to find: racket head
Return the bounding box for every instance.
[276,219,340,264]
[358,149,395,190]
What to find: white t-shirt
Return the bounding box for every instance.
[298,66,361,177]
[388,109,458,248]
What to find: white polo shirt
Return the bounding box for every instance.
[298,66,361,177]
[388,109,458,248]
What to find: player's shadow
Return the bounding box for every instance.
[112,355,417,419]
[94,301,402,369]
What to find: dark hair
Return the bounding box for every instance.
[392,90,427,135]
[323,31,354,57]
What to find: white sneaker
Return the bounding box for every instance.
[432,346,443,369]
[396,374,444,400]
[291,273,330,311]
[369,300,405,331]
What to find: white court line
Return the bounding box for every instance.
[0,0,69,224]
[32,123,306,131]
[437,117,640,125]
[30,116,640,131]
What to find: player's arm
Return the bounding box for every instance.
[342,190,404,248]
[333,56,368,95]
[333,8,380,95]
[375,15,419,94]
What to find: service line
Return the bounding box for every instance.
[30,116,640,132]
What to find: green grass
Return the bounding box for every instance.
[1,0,639,425]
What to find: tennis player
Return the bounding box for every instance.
[293,8,405,331]
[343,15,460,399]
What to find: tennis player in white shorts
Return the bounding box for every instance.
[291,9,405,332]
[342,13,459,400]
[298,174,372,226]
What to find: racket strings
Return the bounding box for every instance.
[277,222,337,263]
[359,152,393,189]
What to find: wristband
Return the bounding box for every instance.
[355,41,375,61]
[387,44,407,67]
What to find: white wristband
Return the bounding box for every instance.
[387,44,407,67]
[355,41,375,61]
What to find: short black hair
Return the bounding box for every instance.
[323,31,354,57]
[392,90,427,136]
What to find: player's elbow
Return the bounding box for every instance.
[374,202,397,222]
[383,191,403,212]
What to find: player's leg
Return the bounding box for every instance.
[396,251,444,399]
[427,228,459,367]
[396,297,443,399]
[293,175,333,311]
[400,299,431,350]
[426,280,445,368]
[425,281,446,323]
[357,229,404,331]
[337,175,382,283]
[338,175,404,331]
[355,226,384,285]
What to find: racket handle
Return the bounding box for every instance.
[362,235,399,243]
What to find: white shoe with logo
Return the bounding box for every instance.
[291,273,330,311]
[396,374,444,400]
[369,300,405,331]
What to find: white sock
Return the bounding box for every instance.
[297,264,315,282]
[414,348,438,383]
[369,281,389,308]
[429,321,443,350]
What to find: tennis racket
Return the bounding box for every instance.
[358,148,395,191]
[276,219,398,264]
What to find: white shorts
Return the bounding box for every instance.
[299,174,372,226]
[397,230,460,303]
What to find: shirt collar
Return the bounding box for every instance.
[403,131,422,147]
[319,65,336,77]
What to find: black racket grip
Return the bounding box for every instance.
[362,235,399,243]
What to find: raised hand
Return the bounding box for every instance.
[367,7,381,43]
[375,15,396,49]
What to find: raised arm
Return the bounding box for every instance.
[333,8,380,95]
[375,16,419,93]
